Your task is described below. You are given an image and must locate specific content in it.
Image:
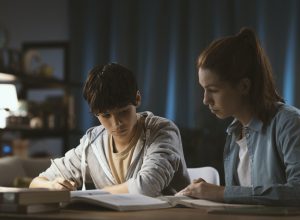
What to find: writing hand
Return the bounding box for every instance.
[51,177,77,191]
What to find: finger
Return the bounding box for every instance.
[51,181,69,190]
[175,187,188,196]
[175,191,185,196]
[192,178,206,184]
[58,182,75,190]
[180,190,193,197]
[62,180,77,190]
[70,181,77,187]
[57,179,77,190]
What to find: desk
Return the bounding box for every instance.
[0,208,299,220]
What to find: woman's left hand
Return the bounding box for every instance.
[176,178,225,202]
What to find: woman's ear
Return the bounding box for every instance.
[238,78,251,95]
[135,91,142,107]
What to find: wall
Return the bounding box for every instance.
[0,0,69,49]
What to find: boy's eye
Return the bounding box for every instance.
[120,109,129,115]
[101,112,111,118]
[95,112,110,118]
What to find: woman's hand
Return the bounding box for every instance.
[176,178,225,202]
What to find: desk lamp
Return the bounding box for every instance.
[0,84,18,128]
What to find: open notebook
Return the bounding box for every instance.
[67,189,268,212]
[69,190,170,211]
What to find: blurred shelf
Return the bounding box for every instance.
[0,71,83,88]
[0,127,82,138]
[0,41,77,155]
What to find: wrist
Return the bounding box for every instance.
[216,186,225,202]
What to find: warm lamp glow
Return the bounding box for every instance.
[0,84,18,111]
[0,72,17,81]
[0,84,19,128]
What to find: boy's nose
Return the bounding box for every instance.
[112,115,121,125]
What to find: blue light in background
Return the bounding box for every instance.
[257,0,266,44]
[166,59,176,121]
[80,2,99,130]
[165,1,179,121]
[2,145,12,154]
[283,0,298,105]
[137,2,158,107]
[109,1,118,61]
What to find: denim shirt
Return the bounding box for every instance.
[224,103,300,205]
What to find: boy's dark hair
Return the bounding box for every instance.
[83,63,138,115]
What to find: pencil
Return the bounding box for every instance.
[50,159,68,180]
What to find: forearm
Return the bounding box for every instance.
[103,182,129,194]
[224,185,300,205]
[29,176,77,190]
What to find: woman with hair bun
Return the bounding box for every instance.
[177,27,300,206]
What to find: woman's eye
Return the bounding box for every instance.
[207,89,218,93]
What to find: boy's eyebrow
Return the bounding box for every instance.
[113,106,131,113]
[100,105,131,115]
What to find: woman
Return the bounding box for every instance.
[30,63,190,196]
[177,28,300,206]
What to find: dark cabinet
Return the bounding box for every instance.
[0,41,79,157]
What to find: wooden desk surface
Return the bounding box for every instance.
[0,207,300,220]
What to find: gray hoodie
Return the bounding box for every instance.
[39,111,190,196]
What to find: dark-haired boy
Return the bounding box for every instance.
[30,63,190,196]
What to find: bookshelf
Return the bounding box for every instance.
[0,41,79,157]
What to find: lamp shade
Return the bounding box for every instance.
[0,84,18,111]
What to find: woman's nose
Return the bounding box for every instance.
[203,92,210,105]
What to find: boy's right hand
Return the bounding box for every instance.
[50,177,77,190]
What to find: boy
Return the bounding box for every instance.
[30,63,190,196]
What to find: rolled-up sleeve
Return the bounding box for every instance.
[224,185,300,206]
[127,121,182,197]
[39,135,87,187]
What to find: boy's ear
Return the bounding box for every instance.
[136,91,141,107]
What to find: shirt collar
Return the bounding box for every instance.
[226,117,263,135]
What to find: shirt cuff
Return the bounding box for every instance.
[224,186,253,204]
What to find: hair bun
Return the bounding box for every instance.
[236,27,257,45]
[238,27,255,37]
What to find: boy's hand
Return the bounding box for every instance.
[50,177,77,190]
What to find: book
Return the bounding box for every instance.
[167,197,263,209]
[0,187,70,205]
[0,203,60,214]
[68,189,171,211]
[70,189,110,197]
[68,189,296,215]
[68,190,261,212]
[163,197,300,216]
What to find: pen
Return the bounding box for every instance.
[51,159,77,190]
[51,159,68,180]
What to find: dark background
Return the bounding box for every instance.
[1,0,300,184]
